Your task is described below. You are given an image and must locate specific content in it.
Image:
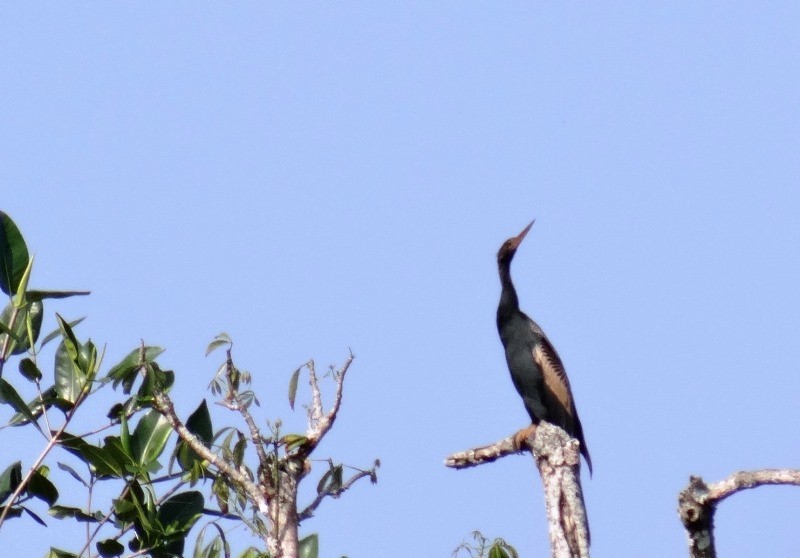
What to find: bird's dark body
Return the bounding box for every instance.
[496,221,592,475]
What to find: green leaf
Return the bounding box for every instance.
[488,545,509,558]
[282,433,308,452]
[298,533,319,558]
[0,211,30,297]
[131,410,172,468]
[26,290,90,302]
[0,299,43,356]
[46,548,79,558]
[288,366,301,410]
[158,491,204,532]
[106,346,164,393]
[0,460,22,503]
[39,316,85,349]
[54,339,85,404]
[19,357,42,382]
[57,432,125,478]
[316,463,343,495]
[28,467,58,506]
[96,539,124,557]
[12,255,34,307]
[103,436,135,474]
[55,314,81,362]
[186,400,213,447]
[177,400,213,472]
[22,505,47,526]
[57,462,88,488]
[7,386,58,427]
[0,378,42,433]
[205,333,232,356]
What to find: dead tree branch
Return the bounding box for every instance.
[446,422,590,558]
[303,350,354,453]
[678,469,800,558]
[298,461,380,521]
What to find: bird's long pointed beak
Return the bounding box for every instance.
[509,220,535,249]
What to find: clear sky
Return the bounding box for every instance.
[2,3,800,557]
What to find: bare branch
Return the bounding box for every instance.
[679,469,800,558]
[305,352,355,450]
[445,422,590,558]
[307,360,323,430]
[445,436,517,469]
[298,460,379,522]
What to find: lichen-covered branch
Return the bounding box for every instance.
[678,469,800,558]
[304,351,354,451]
[445,436,517,469]
[446,422,590,558]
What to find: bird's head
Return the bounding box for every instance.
[497,220,534,265]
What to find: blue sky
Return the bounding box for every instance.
[2,3,800,557]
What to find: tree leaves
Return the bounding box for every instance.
[130,410,171,471]
[298,533,319,558]
[288,366,302,410]
[0,211,29,297]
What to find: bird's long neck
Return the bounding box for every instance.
[497,258,520,324]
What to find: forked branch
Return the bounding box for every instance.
[446,422,590,558]
[678,469,800,558]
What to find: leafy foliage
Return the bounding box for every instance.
[453,531,519,558]
[0,211,378,557]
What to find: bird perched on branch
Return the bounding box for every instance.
[496,220,592,475]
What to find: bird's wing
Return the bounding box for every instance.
[531,334,575,419]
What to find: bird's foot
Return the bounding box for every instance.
[512,424,537,451]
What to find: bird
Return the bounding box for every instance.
[496,220,592,476]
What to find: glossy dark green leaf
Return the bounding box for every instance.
[177,400,213,472]
[488,545,509,558]
[158,491,203,532]
[0,211,29,297]
[0,378,41,433]
[106,346,164,393]
[28,467,58,506]
[56,314,81,362]
[57,433,124,478]
[26,290,90,302]
[288,366,301,410]
[19,357,42,382]
[8,386,58,427]
[76,339,98,377]
[40,316,85,349]
[298,533,319,558]
[103,436,134,474]
[186,400,213,447]
[131,410,171,468]
[0,299,43,355]
[54,339,86,404]
[96,539,124,557]
[0,460,22,503]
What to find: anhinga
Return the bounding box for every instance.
[496,220,592,475]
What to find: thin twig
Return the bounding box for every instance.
[298,461,378,522]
